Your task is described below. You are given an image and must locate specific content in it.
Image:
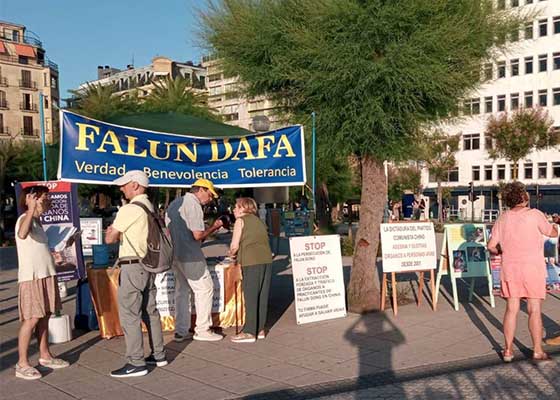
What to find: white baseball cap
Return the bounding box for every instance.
[113,170,149,187]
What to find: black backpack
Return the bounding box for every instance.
[124,202,173,274]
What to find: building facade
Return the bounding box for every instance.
[420,0,560,219]
[0,21,59,144]
[202,55,286,131]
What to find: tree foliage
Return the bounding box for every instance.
[485,107,557,171]
[387,166,421,202]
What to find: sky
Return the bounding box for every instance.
[0,0,209,99]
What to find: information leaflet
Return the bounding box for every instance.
[380,222,437,273]
[289,235,346,324]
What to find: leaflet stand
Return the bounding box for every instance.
[380,220,436,316]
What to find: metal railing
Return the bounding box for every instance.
[19,80,37,90]
[0,54,58,71]
[20,128,39,137]
[0,100,7,109]
[19,102,38,112]
[0,33,43,48]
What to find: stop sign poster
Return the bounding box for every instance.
[289,235,347,324]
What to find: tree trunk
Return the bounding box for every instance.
[347,155,386,313]
[437,180,443,223]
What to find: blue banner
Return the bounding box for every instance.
[58,111,306,188]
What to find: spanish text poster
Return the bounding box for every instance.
[380,222,437,273]
[289,235,346,324]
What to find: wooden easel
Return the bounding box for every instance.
[380,219,436,316]
[380,269,436,316]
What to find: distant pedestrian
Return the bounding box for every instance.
[165,179,224,343]
[15,185,69,380]
[488,182,558,363]
[105,170,167,378]
[228,197,273,343]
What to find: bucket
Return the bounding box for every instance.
[92,244,110,266]
[48,314,72,344]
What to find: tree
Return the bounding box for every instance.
[387,166,421,203]
[68,83,138,121]
[485,108,557,179]
[417,131,460,222]
[201,0,528,312]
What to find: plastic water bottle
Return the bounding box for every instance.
[58,281,68,299]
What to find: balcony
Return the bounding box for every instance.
[20,128,39,137]
[19,80,38,90]
[0,100,7,109]
[0,54,58,71]
[0,76,7,86]
[19,102,38,112]
[0,33,43,48]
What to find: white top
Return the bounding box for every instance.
[15,214,57,283]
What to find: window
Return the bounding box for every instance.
[497,0,505,10]
[525,22,533,39]
[208,73,221,82]
[498,95,506,111]
[539,19,548,37]
[538,162,547,179]
[23,116,33,136]
[554,16,560,34]
[511,0,519,6]
[553,52,560,70]
[224,113,239,122]
[511,93,520,110]
[448,168,459,182]
[539,54,548,72]
[483,63,493,80]
[485,96,493,113]
[497,165,505,180]
[510,29,519,42]
[0,113,3,134]
[44,97,48,109]
[526,0,533,3]
[463,133,480,150]
[12,31,19,42]
[511,59,519,76]
[472,166,480,181]
[484,165,493,181]
[524,163,533,179]
[472,98,480,114]
[525,56,533,74]
[553,162,560,178]
[50,76,57,89]
[524,91,533,108]
[485,135,493,150]
[538,89,548,106]
[497,61,506,78]
[43,73,47,87]
[463,98,480,115]
[0,90,6,108]
[553,87,560,106]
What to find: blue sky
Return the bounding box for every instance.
[0,0,209,98]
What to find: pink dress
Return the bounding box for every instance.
[490,208,554,299]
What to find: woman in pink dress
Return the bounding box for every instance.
[488,182,558,363]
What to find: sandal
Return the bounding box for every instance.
[532,352,552,363]
[15,364,41,380]
[38,358,69,369]
[230,332,256,343]
[501,350,514,363]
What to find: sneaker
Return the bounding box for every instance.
[145,355,168,367]
[110,363,148,378]
[230,332,256,343]
[257,330,266,340]
[193,330,223,342]
[173,332,191,342]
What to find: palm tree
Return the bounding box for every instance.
[68,83,137,121]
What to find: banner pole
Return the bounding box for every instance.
[39,92,48,181]
[311,111,316,211]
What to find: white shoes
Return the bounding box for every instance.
[193,330,223,342]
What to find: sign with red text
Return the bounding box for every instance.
[380,222,437,273]
[289,235,346,324]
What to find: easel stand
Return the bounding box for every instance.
[381,269,436,316]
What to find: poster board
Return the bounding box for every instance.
[16,181,85,281]
[289,235,347,324]
[435,224,495,310]
[80,218,103,256]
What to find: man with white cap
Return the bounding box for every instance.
[166,178,224,342]
[105,170,166,378]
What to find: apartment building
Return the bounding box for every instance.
[202,55,286,131]
[420,0,560,218]
[0,21,60,144]
[70,56,206,104]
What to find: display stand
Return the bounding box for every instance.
[379,221,437,316]
[435,224,495,311]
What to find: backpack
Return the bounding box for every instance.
[124,202,173,274]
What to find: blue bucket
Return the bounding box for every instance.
[92,244,110,266]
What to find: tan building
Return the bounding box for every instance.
[202,55,286,131]
[0,21,60,144]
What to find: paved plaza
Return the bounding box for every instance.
[1,237,559,399]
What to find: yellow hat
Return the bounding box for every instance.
[192,178,218,198]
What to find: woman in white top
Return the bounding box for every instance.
[15,185,68,380]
